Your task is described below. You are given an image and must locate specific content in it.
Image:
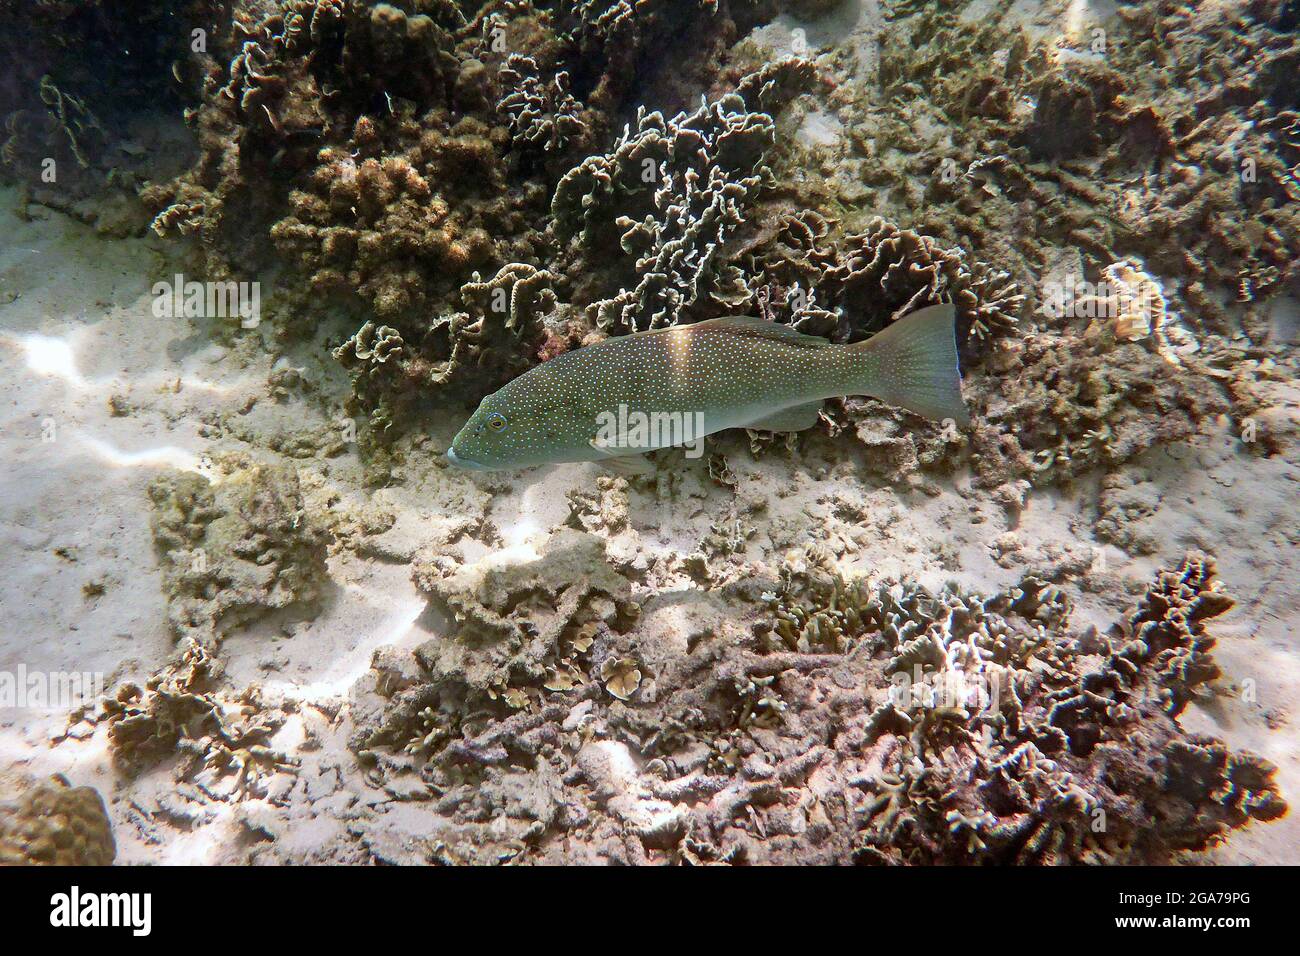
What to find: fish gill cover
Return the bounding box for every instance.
[0,0,1295,867]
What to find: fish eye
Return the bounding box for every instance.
[486,412,507,432]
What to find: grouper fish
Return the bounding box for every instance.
[446,302,969,472]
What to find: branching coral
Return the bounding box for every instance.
[498,53,588,156]
[551,58,817,333]
[746,212,1025,353]
[553,92,773,331]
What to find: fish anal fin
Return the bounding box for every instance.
[745,401,823,433]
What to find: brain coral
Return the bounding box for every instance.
[0,773,115,866]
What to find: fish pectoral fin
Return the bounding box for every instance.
[744,401,823,433]
[588,437,657,476]
[597,454,657,476]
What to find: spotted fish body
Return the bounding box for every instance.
[448,303,969,471]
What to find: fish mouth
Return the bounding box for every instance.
[445,446,485,470]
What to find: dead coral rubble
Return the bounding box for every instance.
[98,640,297,799]
[969,322,1226,486]
[349,542,1284,865]
[406,527,637,697]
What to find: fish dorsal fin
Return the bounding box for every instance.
[627,317,829,349]
[690,316,830,348]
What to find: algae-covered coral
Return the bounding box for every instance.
[146,457,331,647]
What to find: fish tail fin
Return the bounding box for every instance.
[846,303,970,426]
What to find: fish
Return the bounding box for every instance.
[446,302,969,472]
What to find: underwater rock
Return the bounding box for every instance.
[146,459,330,648]
[0,773,116,866]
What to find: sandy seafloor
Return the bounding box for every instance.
[0,0,1298,865]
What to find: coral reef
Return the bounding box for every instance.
[129,1,806,432]
[0,772,116,866]
[744,211,1025,353]
[552,71,806,332]
[858,0,1299,330]
[146,458,331,647]
[333,260,559,424]
[497,53,588,158]
[6,0,1295,872]
[348,541,1284,864]
[548,56,821,333]
[268,113,509,323]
